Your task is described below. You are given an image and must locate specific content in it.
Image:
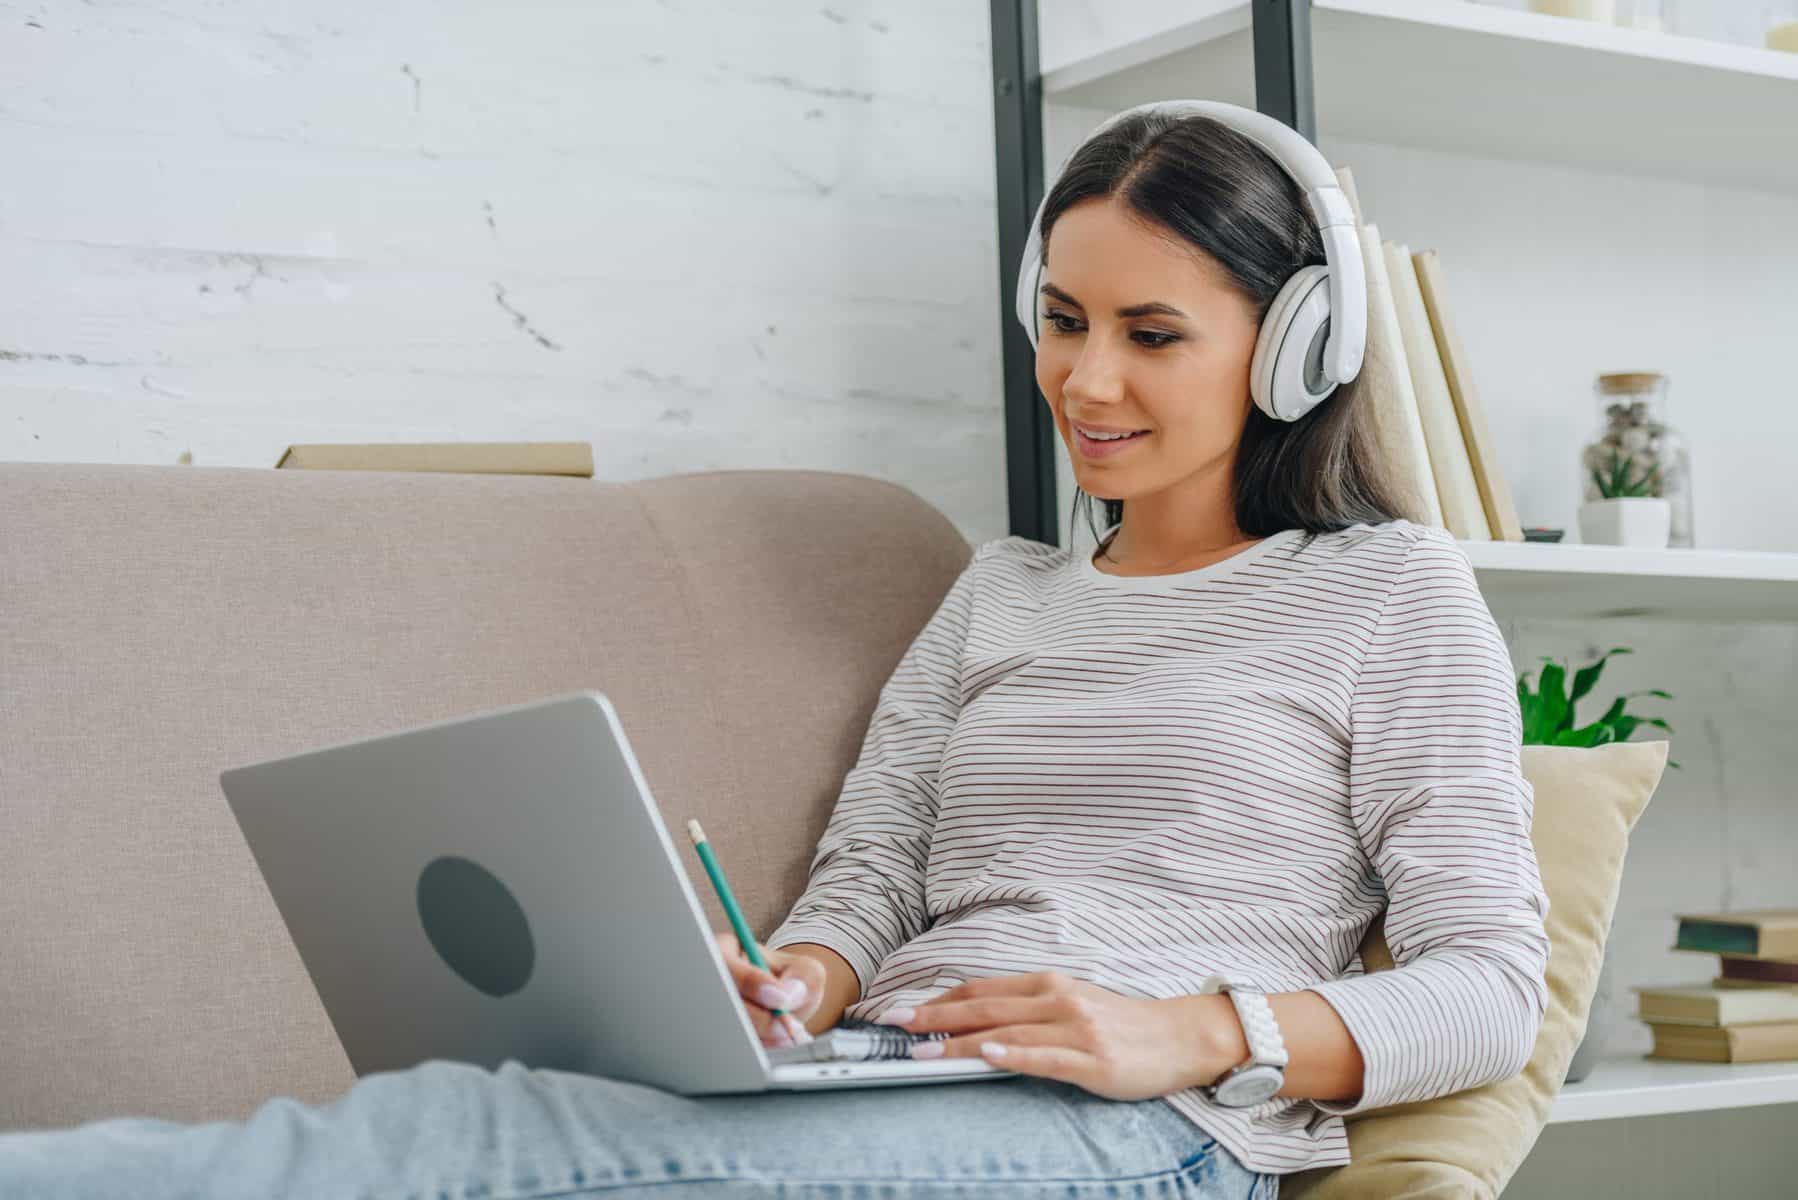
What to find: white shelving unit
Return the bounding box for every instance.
[1039,0,1798,1182]
[1460,540,1798,622]
[1552,1053,1798,1124]
[1041,0,1798,193]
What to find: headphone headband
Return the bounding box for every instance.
[1014,100,1366,408]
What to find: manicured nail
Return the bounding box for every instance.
[770,1021,794,1048]
[877,1007,915,1026]
[910,1041,944,1059]
[756,983,789,1010]
[981,1042,1008,1060]
[781,979,809,1006]
[785,1015,813,1045]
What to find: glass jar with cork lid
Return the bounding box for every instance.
[1578,371,1694,548]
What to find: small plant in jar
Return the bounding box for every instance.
[1583,398,1667,500]
[1577,372,1690,548]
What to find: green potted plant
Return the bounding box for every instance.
[1518,646,1676,1085]
[1517,646,1675,759]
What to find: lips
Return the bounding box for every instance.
[1074,426,1151,459]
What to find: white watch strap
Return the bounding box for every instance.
[1229,987,1290,1068]
[1201,972,1289,1068]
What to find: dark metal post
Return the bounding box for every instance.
[989,0,1056,544]
[1253,0,1317,138]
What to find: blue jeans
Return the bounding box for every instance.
[0,1059,1279,1198]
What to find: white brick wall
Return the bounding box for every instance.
[1,0,1010,541]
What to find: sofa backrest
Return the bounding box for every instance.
[0,464,972,1129]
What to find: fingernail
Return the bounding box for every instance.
[781,979,808,1006]
[785,1015,813,1045]
[981,1042,1008,1060]
[756,984,789,1009]
[877,1007,915,1026]
[910,1041,944,1060]
[770,1021,794,1048]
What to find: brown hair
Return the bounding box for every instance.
[1035,110,1412,547]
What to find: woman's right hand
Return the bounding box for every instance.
[713,930,826,1049]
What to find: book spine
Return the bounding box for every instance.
[1676,919,1760,956]
[1411,250,1524,542]
[1355,223,1443,528]
[1384,241,1490,540]
[1722,956,1798,984]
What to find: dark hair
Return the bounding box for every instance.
[1036,111,1411,549]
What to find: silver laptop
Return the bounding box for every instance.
[219,690,1012,1092]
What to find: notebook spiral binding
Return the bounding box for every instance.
[766,1018,952,1065]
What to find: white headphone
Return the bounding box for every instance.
[1014,100,1366,423]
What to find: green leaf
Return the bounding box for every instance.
[1535,660,1571,738]
[1625,688,1673,701]
[1570,647,1632,705]
[1555,722,1615,747]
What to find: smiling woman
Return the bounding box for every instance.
[1026,108,1411,573]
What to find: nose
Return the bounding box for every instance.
[1060,334,1126,409]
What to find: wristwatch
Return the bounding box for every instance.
[1198,972,1289,1107]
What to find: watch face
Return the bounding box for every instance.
[1215,1065,1282,1107]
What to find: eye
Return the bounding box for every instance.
[1041,309,1181,349]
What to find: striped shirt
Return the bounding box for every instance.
[767,517,1551,1175]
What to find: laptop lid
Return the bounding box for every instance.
[220,690,775,1095]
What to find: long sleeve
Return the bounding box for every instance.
[763,543,987,993]
[1304,528,1551,1116]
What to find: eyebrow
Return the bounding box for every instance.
[1039,282,1188,320]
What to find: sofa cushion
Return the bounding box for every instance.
[1282,739,1670,1199]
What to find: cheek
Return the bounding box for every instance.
[1034,355,1067,407]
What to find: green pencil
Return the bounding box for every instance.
[687,819,790,1020]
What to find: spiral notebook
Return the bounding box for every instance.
[766,1018,952,1065]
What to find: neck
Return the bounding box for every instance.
[1102,502,1248,569]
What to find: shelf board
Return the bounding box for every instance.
[1041,0,1798,194]
[1457,540,1798,621]
[1551,1052,1798,1123]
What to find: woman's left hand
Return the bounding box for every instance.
[879,971,1220,1101]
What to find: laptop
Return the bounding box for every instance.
[219,690,1013,1093]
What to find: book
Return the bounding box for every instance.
[1674,909,1798,960]
[1633,984,1798,1026]
[1333,165,1365,226]
[765,1018,950,1065]
[1353,223,1443,529]
[275,442,594,477]
[1713,977,1798,992]
[1411,250,1524,542]
[1720,955,1798,985]
[1646,1019,1798,1063]
[1383,241,1491,540]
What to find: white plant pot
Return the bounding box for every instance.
[1579,497,1671,547]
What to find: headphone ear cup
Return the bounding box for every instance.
[1250,265,1338,422]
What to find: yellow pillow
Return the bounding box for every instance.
[1282,740,1670,1200]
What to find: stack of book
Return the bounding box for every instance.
[1632,908,1798,1063]
[1334,167,1523,543]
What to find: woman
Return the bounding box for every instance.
[0,104,1548,1199]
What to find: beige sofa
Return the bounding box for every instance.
[1,463,1658,1196]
